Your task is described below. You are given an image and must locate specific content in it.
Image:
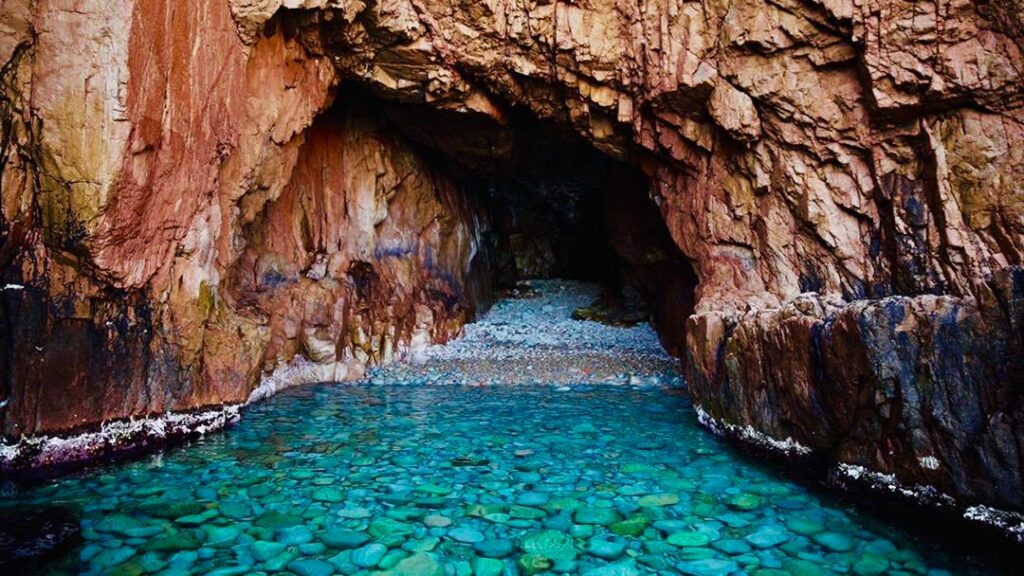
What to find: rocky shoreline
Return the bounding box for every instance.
[0,281,676,475]
[0,406,242,476]
[695,403,1024,552]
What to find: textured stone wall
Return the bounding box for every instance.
[0,0,487,448]
[1,0,1023,525]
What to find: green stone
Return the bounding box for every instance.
[300,542,328,555]
[287,558,337,576]
[386,508,422,522]
[377,533,410,548]
[509,505,546,520]
[466,504,506,517]
[693,503,715,517]
[621,463,660,474]
[573,507,621,526]
[405,537,441,553]
[276,525,314,545]
[711,539,751,555]
[321,528,370,549]
[415,483,453,496]
[610,515,648,537]
[251,540,287,562]
[520,529,577,560]
[368,518,415,539]
[124,525,167,538]
[676,559,739,576]
[93,514,146,535]
[638,493,679,507]
[380,549,408,569]
[265,551,298,571]
[728,494,762,511]
[92,546,136,568]
[254,511,303,528]
[140,531,201,552]
[783,558,827,576]
[137,501,204,519]
[219,501,253,520]
[517,553,552,575]
[453,559,473,576]
[423,514,453,528]
[638,554,667,570]
[813,531,856,552]
[137,551,167,573]
[474,557,504,576]
[473,538,513,558]
[586,535,627,559]
[853,554,890,576]
[745,524,791,549]
[311,486,347,503]
[385,553,445,576]
[678,547,716,560]
[666,531,711,547]
[105,562,144,576]
[248,484,275,498]
[327,550,354,572]
[581,563,640,576]
[785,518,824,536]
[337,507,372,519]
[547,497,583,511]
[569,524,595,538]
[174,509,218,526]
[448,526,485,543]
[351,543,388,568]
[201,525,239,548]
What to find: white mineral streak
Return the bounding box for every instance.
[248,356,356,404]
[963,505,1024,542]
[834,463,956,505]
[694,405,813,456]
[0,406,241,468]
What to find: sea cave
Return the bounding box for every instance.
[1,1,1023,574]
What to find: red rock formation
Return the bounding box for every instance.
[0,0,485,447]
[2,0,1023,535]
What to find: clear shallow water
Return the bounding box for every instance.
[2,384,996,575]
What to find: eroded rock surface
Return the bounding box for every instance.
[1,0,1023,530]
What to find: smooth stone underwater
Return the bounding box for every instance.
[0,383,1002,574]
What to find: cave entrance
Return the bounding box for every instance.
[260,84,700,354]
[329,86,698,357]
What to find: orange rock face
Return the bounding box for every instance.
[1,0,1023,519]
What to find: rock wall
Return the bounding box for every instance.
[0,0,488,467]
[2,0,1023,532]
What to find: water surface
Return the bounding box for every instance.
[5,383,994,575]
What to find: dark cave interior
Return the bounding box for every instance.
[341,84,700,356]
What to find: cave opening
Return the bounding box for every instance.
[332,85,700,357]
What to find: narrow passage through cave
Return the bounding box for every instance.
[335,86,700,357]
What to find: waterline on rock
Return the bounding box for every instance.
[0,406,242,472]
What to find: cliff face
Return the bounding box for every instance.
[0,0,487,447]
[2,0,1023,526]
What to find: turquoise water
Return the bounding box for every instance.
[2,383,995,575]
